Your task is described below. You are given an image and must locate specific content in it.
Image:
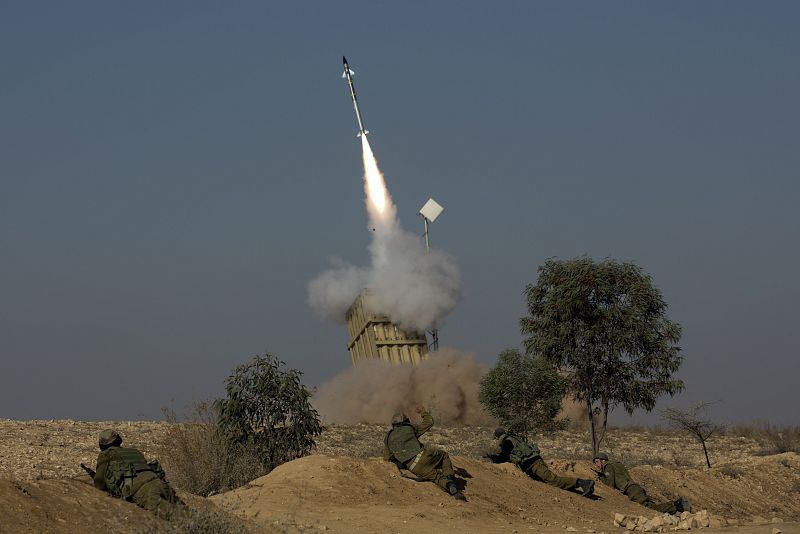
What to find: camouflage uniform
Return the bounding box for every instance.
[94,430,182,519]
[597,458,680,514]
[490,429,594,495]
[383,409,463,499]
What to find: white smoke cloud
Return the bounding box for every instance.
[306,258,369,323]
[307,225,461,332]
[307,137,461,332]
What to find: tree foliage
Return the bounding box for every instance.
[520,257,684,454]
[479,349,567,439]
[216,354,323,474]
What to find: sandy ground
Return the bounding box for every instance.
[0,420,797,533]
[212,453,800,534]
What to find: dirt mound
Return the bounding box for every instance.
[0,476,255,534]
[0,478,164,533]
[629,452,800,519]
[214,455,665,533]
[214,454,800,534]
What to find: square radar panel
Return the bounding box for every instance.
[419,198,444,222]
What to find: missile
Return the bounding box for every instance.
[342,56,369,137]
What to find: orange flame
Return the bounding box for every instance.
[360,136,396,225]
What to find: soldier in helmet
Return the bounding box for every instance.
[383,405,466,501]
[94,429,182,519]
[489,427,595,497]
[593,452,691,513]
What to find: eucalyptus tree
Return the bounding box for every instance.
[521,257,683,454]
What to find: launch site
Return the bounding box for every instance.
[1,2,798,533]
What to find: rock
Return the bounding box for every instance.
[567,527,578,532]
[772,518,784,524]
[676,519,691,530]
[771,529,781,534]
[708,517,724,529]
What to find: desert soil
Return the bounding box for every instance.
[1,420,798,533]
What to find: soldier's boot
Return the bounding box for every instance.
[577,479,595,497]
[675,496,692,513]
[445,478,467,502]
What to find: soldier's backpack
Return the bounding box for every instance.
[505,434,540,465]
[104,447,152,500]
[105,460,137,499]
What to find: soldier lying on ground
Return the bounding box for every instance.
[93,429,185,519]
[593,452,691,513]
[488,427,595,497]
[383,405,467,501]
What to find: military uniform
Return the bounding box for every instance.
[598,459,679,514]
[94,430,182,519]
[490,430,594,495]
[383,409,463,499]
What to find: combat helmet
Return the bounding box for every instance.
[593,451,609,461]
[391,412,410,426]
[494,427,507,439]
[98,429,122,450]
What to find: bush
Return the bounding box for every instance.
[479,349,566,439]
[754,424,800,455]
[160,401,269,496]
[216,354,323,474]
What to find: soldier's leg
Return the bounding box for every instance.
[411,448,453,492]
[624,484,653,506]
[132,479,177,519]
[647,500,679,514]
[526,457,579,491]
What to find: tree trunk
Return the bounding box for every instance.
[599,398,610,450]
[701,437,711,468]
[587,398,598,456]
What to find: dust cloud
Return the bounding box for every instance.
[313,348,494,426]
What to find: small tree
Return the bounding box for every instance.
[521,257,684,455]
[661,401,724,468]
[216,354,323,474]
[479,349,567,439]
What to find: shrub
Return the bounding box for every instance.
[479,349,566,439]
[160,401,269,496]
[216,354,323,474]
[754,424,800,455]
[719,464,743,479]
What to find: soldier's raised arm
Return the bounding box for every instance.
[412,405,433,437]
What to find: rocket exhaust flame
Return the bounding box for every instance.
[360,135,396,228]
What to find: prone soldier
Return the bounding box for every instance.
[593,452,691,513]
[488,427,595,497]
[93,429,183,519]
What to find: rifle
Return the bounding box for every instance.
[80,463,96,478]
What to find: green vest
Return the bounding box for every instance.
[386,424,423,464]
[104,446,153,498]
[500,433,540,465]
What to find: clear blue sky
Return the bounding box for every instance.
[1,2,798,423]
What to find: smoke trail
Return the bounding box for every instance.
[313,348,494,425]
[308,136,461,332]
